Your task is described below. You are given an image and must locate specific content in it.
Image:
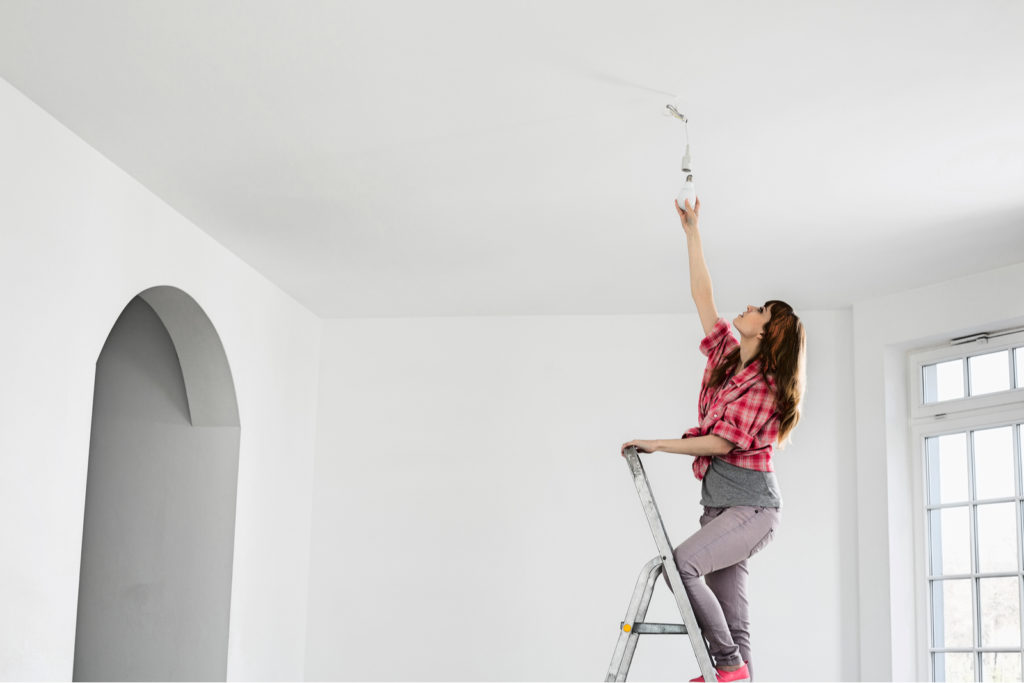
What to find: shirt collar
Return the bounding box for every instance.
[737,358,779,392]
[732,356,763,385]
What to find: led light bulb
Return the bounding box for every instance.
[677,171,696,210]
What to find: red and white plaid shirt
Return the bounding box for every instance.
[684,317,780,481]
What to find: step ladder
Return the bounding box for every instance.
[606,446,748,682]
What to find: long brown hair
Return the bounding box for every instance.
[707,300,806,448]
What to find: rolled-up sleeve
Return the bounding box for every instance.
[710,384,777,452]
[699,317,738,361]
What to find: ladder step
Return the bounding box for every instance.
[619,621,689,634]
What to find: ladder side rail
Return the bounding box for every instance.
[606,557,661,681]
[607,557,664,682]
[624,446,718,683]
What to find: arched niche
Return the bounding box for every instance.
[137,286,240,427]
[74,285,240,681]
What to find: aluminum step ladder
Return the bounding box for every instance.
[606,446,748,682]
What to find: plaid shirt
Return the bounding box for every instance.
[684,317,780,481]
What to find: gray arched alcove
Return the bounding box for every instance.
[74,286,241,681]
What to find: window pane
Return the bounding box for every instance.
[928,433,969,504]
[935,651,975,682]
[974,426,1016,500]
[933,579,974,648]
[924,359,965,403]
[969,350,1011,396]
[982,652,1022,682]
[1016,348,1023,388]
[977,502,1019,574]
[929,507,972,576]
[980,577,1021,648]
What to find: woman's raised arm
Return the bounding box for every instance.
[676,198,719,337]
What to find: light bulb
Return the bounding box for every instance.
[677,173,696,210]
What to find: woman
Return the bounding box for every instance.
[621,197,806,683]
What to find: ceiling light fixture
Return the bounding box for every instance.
[665,103,695,210]
[578,70,696,209]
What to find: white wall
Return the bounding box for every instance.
[853,260,1024,682]
[304,310,857,681]
[0,78,322,680]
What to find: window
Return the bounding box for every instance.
[911,329,1024,682]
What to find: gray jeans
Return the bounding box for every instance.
[662,504,781,681]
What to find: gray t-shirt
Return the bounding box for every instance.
[700,456,783,509]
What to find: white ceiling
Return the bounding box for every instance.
[2,1,1023,318]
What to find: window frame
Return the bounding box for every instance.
[910,332,1024,422]
[909,332,1024,681]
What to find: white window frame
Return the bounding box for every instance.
[910,332,1024,422]
[909,329,1024,682]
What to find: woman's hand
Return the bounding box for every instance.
[621,439,659,457]
[675,197,700,236]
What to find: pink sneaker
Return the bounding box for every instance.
[689,661,749,682]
